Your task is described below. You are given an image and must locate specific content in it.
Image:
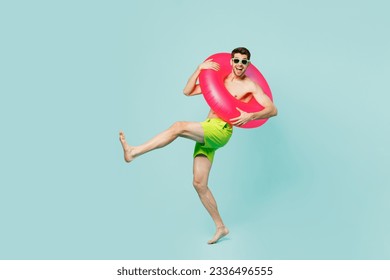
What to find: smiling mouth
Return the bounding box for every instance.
[235,67,244,73]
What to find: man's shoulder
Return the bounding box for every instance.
[243,76,265,95]
[243,76,257,88]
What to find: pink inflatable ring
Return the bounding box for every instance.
[199,53,273,129]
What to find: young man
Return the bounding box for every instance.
[119,47,277,244]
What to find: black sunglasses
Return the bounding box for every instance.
[232,58,250,65]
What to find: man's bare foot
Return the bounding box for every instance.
[208,226,229,244]
[119,131,136,163]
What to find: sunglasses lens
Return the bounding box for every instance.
[232,58,249,65]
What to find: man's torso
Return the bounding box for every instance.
[207,75,254,119]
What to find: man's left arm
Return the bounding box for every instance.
[231,83,278,126]
[251,83,278,119]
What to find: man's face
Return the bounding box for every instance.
[231,53,250,78]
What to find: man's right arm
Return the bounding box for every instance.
[183,68,202,96]
[183,59,220,96]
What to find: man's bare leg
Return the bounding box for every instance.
[120,122,228,243]
[119,121,204,163]
[193,155,229,244]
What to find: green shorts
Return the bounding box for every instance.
[193,118,233,163]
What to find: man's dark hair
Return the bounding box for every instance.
[231,47,251,60]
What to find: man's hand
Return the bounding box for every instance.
[230,108,255,126]
[198,59,220,71]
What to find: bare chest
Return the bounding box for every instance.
[224,79,253,102]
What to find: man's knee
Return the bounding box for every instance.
[193,177,207,195]
[170,121,187,135]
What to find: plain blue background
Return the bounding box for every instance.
[1,0,389,259]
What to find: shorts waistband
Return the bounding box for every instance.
[204,118,232,129]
